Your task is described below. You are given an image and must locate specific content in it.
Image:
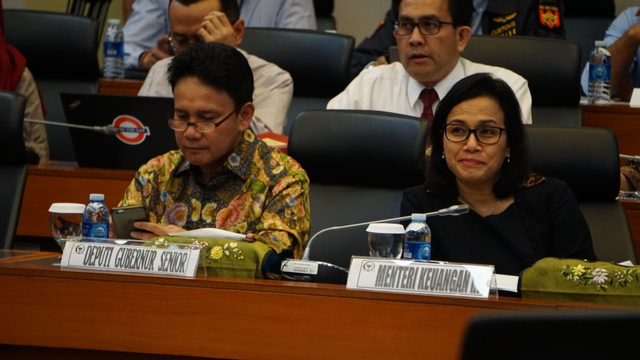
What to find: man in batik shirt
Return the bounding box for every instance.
[119,42,309,258]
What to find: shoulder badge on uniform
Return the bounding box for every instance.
[538,5,561,29]
[489,12,518,36]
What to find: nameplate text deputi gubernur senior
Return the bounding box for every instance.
[60,241,200,278]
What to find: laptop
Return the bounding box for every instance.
[60,93,177,170]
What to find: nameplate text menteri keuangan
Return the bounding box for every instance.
[347,257,495,298]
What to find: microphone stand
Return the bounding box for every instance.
[621,154,640,162]
[24,118,120,135]
[301,204,470,260]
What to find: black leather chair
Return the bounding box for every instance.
[290,110,429,269]
[462,36,582,126]
[4,10,100,161]
[0,91,29,249]
[313,0,336,31]
[66,0,112,45]
[526,125,636,264]
[461,311,640,360]
[240,28,354,135]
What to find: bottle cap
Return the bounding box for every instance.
[89,193,105,201]
[48,203,85,213]
[366,223,405,234]
[595,40,607,47]
[410,213,427,221]
[107,19,120,26]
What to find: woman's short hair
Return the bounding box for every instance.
[425,73,530,198]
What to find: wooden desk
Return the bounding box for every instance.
[0,251,625,360]
[17,165,135,238]
[582,103,640,158]
[99,78,144,96]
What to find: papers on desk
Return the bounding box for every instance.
[168,228,246,241]
[630,89,640,108]
[494,274,519,293]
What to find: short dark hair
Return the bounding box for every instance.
[167,42,254,107]
[173,0,240,23]
[392,0,473,27]
[425,73,529,199]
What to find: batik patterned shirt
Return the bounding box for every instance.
[119,130,310,258]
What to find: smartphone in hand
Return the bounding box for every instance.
[111,205,149,239]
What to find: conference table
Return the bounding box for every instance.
[0,250,629,360]
[17,163,640,263]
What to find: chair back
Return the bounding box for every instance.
[240,28,354,134]
[67,0,112,45]
[290,110,429,268]
[4,10,100,161]
[461,311,640,360]
[462,36,581,126]
[0,91,29,249]
[525,125,636,263]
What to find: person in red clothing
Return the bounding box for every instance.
[0,2,49,163]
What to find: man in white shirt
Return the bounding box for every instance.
[328,0,532,124]
[138,0,293,135]
[124,0,317,71]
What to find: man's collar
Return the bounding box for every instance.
[175,130,258,181]
[408,57,464,108]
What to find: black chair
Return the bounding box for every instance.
[290,110,429,269]
[526,125,636,264]
[240,28,354,135]
[461,311,640,360]
[313,0,336,31]
[462,36,582,126]
[4,10,100,161]
[0,91,29,250]
[66,0,112,45]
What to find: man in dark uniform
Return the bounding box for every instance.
[351,0,565,79]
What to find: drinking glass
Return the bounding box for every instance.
[49,203,85,251]
[366,223,405,258]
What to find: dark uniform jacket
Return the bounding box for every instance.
[351,0,565,79]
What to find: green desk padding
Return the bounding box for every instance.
[148,237,277,279]
[520,258,640,306]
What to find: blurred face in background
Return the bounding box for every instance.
[394,0,471,86]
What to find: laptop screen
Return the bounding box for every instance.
[60,93,177,170]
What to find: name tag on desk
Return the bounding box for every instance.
[61,241,201,278]
[347,257,494,298]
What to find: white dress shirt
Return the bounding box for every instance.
[138,49,293,135]
[123,0,317,70]
[327,58,533,124]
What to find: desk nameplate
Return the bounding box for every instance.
[61,240,200,278]
[347,257,494,298]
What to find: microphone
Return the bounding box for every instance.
[621,154,640,162]
[301,204,470,260]
[24,118,120,135]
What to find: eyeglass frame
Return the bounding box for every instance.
[168,104,245,133]
[394,18,456,36]
[442,124,507,145]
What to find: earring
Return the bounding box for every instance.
[507,154,511,163]
[442,153,445,160]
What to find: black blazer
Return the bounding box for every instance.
[401,177,597,275]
